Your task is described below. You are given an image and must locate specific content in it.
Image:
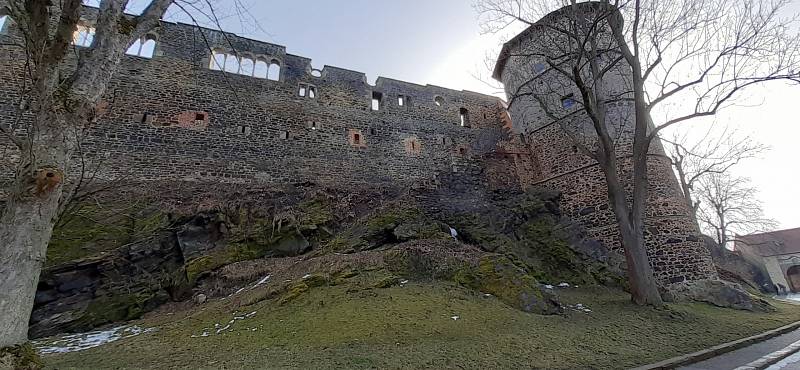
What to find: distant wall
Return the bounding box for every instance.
[0,11,517,190]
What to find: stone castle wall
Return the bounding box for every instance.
[0,12,518,190]
[494,3,717,284]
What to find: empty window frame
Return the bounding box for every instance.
[267,60,281,81]
[299,83,316,98]
[253,59,269,78]
[353,133,362,144]
[371,91,383,111]
[459,108,470,127]
[398,95,407,107]
[125,36,157,58]
[434,96,445,107]
[561,94,577,109]
[0,15,8,33]
[72,24,95,47]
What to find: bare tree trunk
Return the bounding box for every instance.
[601,155,663,306]
[0,109,76,349]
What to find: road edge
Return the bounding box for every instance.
[631,319,800,370]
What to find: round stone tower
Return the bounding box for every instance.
[493,3,717,284]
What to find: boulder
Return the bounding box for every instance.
[664,279,775,312]
[176,212,227,260]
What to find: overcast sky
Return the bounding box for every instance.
[121,0,800,231]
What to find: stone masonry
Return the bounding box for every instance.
[493,3,718,284]
[0,4,716,285]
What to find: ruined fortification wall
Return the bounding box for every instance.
[0,11,517,190]
[494,3,717,284]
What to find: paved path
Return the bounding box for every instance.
[679,328,800,370]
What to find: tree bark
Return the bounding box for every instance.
[0,108,76,348]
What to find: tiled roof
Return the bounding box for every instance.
[736,227,800,256]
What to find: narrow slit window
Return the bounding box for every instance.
[459,108,470,127]
[299,85,307,97]
[353,133,361,144]
[308,86,316,99]
[398,95,406,107]
[371,92,382,111]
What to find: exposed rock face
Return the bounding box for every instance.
[30,232,185,338]
[32,183,613,337]
[664,279,775,312]
[702,237,774,293]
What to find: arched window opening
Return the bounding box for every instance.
[126,36,156,58]
[268,60,281,81]
[254,59,268,78]
[459,108,470,127]
[224,54,240,73]
[72,24,96,47]
[239,57,255,76]
[210,50,226,71]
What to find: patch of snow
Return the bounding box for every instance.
[400,279,409,285]
[34,326,154,354]
[544,284,554,289]
[252,274,272,289]
[215,324,231,334]
[483,293,493,298]
[302,274,312,279]
[558,282,570,288]
[246,311,257,318]
[451,315,460,321]
[449,227,458,239]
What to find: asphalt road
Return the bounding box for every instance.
[679,328,800,370]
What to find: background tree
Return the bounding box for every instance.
[476,0,800,305]
[663,127,768,223]
[696,173,778,248]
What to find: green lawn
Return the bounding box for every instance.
[41,279,800,370]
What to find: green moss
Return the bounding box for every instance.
[279,283,310,304]
[47,203,167,267]
[0,343,42,370]
[372,275,401,289]
[69,292,161,333]
[40,283,800,370]
[302,273,329,288]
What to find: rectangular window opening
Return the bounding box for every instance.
[299,85,307,97]
[308,86,316,99]
[371,92,383,111]
[398,95,406,107]
[353,133,361,144]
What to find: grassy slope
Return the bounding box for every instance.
[43,279,800,370]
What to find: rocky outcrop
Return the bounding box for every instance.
[30,232,186,338]
[703,237,774,293]
[663,279,775,312]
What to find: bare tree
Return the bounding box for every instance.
[0,0,257,361]
[696,173,778,247]
[663,127,769,223]
[477,0,800,305]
